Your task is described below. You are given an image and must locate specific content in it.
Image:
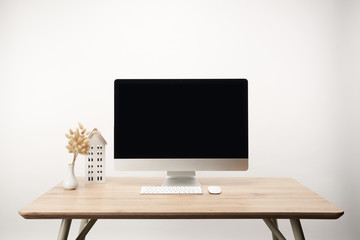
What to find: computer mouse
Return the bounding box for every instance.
[208,186,221,194]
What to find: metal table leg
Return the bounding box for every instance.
[271,219,279,240]
[290,219,305,240]
[79,219,89,239]
[57,219,72,240]
[76,219,97,240]
[263,219,286,240]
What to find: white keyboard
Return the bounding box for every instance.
[140,186,203,195]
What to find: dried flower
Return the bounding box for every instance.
[65,122,100,166]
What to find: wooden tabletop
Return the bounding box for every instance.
[19,177,343,220]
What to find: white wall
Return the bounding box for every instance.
[1,0,359,239]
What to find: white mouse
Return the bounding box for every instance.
[208,186,221,194]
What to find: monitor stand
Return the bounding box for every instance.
[162,171,201,186]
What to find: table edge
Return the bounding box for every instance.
[19,210,344,220]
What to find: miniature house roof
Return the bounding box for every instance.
[88,128,107,145]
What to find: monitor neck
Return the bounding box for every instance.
[162,171,201,186]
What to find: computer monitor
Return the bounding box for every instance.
[114,79,248,186]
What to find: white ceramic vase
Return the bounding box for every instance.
[62,164,79,190]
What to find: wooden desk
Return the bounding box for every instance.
[19,177,343,240]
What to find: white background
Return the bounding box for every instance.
[1,0,359,239]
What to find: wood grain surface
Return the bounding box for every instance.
[19,177,343,219]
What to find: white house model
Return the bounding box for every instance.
[86,128,107,184]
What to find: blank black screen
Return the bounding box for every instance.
[114,79,248,158]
